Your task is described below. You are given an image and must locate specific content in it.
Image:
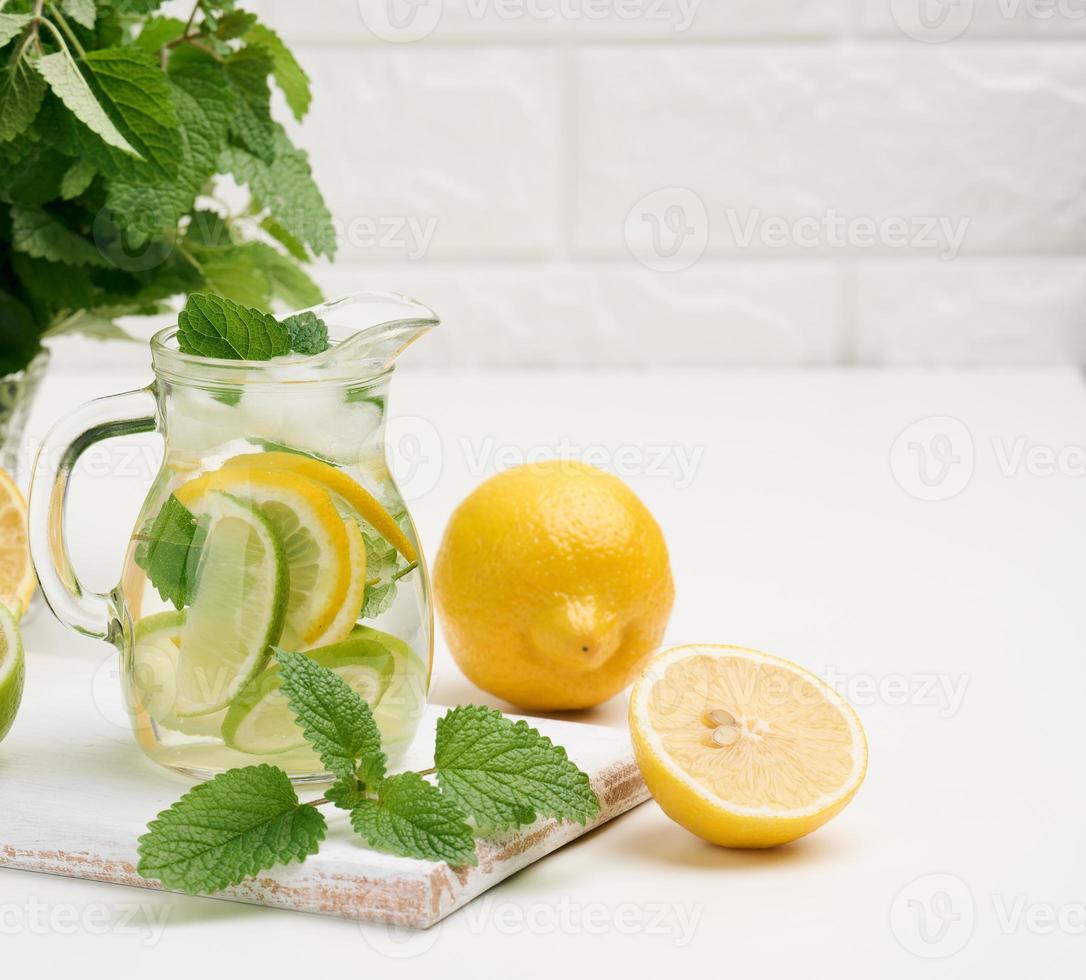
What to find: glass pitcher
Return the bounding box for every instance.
[28,292,438,781]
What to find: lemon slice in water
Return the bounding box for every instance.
[222,451,417,563]
[176,466,351,649]
[175,492,288,717]
[629,644,867,848]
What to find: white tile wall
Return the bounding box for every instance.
[95,0,1085,367]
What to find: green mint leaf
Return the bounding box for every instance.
[0,62,46,143]
[220,125,336,258]
[358,528,402,619]
[12,252,96,313]
[84,48,181,178]
[137,764,327,895]
[360,580,397,621]
[194,243,272,309]
[177,292,289,360]
[281,310,328,356]
[10,206,110,268]
[133,15,186,51]
[134,494,204,609]
[59,158,95,200]
[33,49,142,159]
[275,650,387,784]
[216,9,257,39]
[350,773,478,867]
[106,56,235,246]
[260,215,308,262]
[60,0,97,30]
[244,23,310,121]
[0,291,41,376]
[326,775,368,811]
[435,706,602,831]
[223,44,276,163]
[242,242,322,311]
[0,13,31,47]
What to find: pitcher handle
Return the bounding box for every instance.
[28,387,159,643]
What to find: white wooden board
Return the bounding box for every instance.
[0,648,648,929]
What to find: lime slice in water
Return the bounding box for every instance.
[355,626,429,748]
[175,492,288,717]
[130,610,184,721]
[0,603,24,743]
[176,467,351,650]
[222,632,395,755]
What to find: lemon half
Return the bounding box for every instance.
[630,644,867,848]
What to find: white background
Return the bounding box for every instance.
[54,0,1086,371]
[5,364,1086,976]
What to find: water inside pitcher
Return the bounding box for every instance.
[31,292,439,781]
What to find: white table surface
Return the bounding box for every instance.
[4,363,1086,977]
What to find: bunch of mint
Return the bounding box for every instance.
[138,651,602,894]
[0,0,335,377]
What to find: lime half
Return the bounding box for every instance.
[175,492,288,717]
[0,603,24,743]
[222,632,395,755]
[356,626,429,748]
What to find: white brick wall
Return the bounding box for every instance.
[75,0,1086,368]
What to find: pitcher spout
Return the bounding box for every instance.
[305,291,440,372]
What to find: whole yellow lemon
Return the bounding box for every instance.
[434,461,674,710]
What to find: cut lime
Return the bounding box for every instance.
[176,466,351,649]
[130,610,184,722]
[222,632,395,755]
[0,603,24,743]
[175,492,288,717]
[354,626,429,747]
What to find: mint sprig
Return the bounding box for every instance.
[138,657,601,895]
[351,773,477,867]
[177,292,329,359]
[276,650,386,784]
[0,1,335,377]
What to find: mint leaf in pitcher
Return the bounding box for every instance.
[134,494,205,609]
[178,293,290,360]
[281,310,329,355]
[177,293,330,360]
